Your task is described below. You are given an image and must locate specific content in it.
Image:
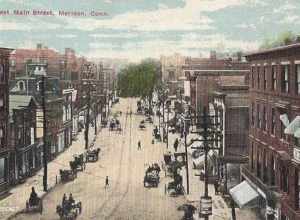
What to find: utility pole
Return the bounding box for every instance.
[94,101,97,135]
[85,84,91,149]
[190,107,221,219]
[167,105,170,149]
[184,117,190,194]
[41,75,48,192]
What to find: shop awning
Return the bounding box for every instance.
[285,116,300,135]
[229,181,259,209]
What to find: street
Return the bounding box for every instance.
[12,98,185,220]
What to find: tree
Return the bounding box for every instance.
[117,59,161,110]
[260,31,297,49]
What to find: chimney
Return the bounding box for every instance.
[237,51,242,62]
[37,43,42,49]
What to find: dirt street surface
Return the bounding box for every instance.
[12,98,185,220]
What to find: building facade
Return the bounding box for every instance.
[184,53,250,113]
[240,43,300,219]
[0,48,13,193]
[9,95,38,182]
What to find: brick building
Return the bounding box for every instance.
[212,75,249,191]
[183,52,249,113]
[234,43,300,220]
[0,48,13,194]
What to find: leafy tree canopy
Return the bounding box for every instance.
[117,59,161,99]
[260,31,299,49]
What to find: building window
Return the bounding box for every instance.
[257,66,260,89]
[251,102,255,127]
[257,104,261,129]
[0,157,6,183]
[262,106,267,131]
[263,149,268,183]
[263,67,267,90]
[0,64,4,82]
[282,166,289,193]
[271,108,276,135]
[257,149,261,179]
[270,155,275,186]
[297,170,300,209]
[281,65,289,93]
[251,142,254,170]
[296,64,300,95]
[251,67,255,88]
[0,126,4,147]
[0,97,3,108]
[272,65,277,90]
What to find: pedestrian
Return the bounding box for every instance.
[214,179,219,195]
[173,138,179,152]
[62,193,67,207]
[68,193,74,205]
[105,176,109,188]
[138,140,141,150]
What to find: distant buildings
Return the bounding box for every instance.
[0,48,13,194]
[160,53,186,95]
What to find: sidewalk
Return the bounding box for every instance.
[157,116,231,220]
[0,128,96,220]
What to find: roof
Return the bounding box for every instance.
[245,43,300,57]
[9,95,38,116]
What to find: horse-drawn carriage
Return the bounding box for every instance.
[60,169,77,183]
[163,153,184,177]
[145,116,153,123]
[153,127,161,141]
[139,120,146,130]
[25,187,43,214]
[144,164,161,187]
[86,148,100,162]
[56,200,82,220]
[69,154,85,173]
[166,174,184,196]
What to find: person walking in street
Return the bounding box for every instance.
[214,179,219,195]
[173,138,179,152]
[138,140,142,150]
[105,176,109,188]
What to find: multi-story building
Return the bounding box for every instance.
[232,43,300,220]
[212,75,249,190]
[9,95,38,182]
[184,52,249,113]
[0,48,13,193]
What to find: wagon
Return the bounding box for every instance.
[60,169,76,183]
[56,201,82,220]
[144,171,160,187]
[86,148,100,162]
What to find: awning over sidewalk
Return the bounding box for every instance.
[229,181,259,209]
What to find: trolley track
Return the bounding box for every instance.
[91,99,133,219]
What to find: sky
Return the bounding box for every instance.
[0,0,300,61]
